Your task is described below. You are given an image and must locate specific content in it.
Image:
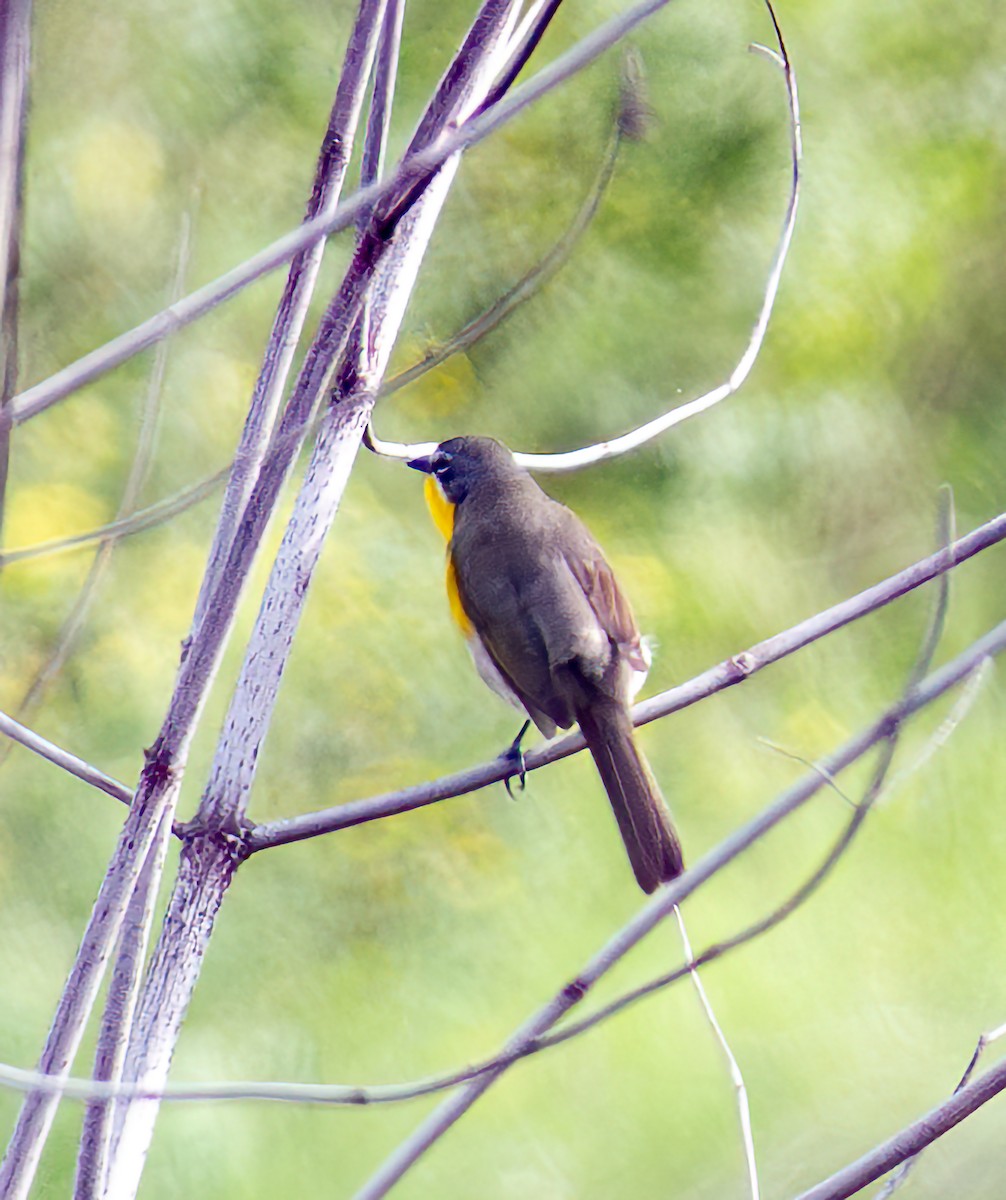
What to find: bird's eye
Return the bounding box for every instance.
[433,452,453,475]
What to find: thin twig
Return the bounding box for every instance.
[0,708,132,807]
[674,905,760,1200]
[0,468,227,568]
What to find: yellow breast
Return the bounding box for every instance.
[423,474,474,637]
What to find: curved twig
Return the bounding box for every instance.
[365,0,801,470]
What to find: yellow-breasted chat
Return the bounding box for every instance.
[409,435,682,893]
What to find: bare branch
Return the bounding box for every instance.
[674,906,760,1200]
[8,0,681,426]
[247,508,1006,851]
[0,620,996,1122]
[74,816,173,1197]
[0,781,183,1197]
[875,1023,1006,1197]
[792,1057,1006,1200]
[0,708,132,808]
[361,0,406,189]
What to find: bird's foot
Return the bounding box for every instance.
[503,720,531,799]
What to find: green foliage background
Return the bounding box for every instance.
[2,0,1005,1195]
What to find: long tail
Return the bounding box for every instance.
[576,699,684,893]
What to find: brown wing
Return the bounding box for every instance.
[557,514,649,677]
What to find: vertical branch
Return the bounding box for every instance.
[191,0,389,631]
[0,771,181,1199]
[0,0,31,540]
[0,7,398,1194]
[673,906,760,1200]
[362,0,406,189]
[101,7,523,1197]
[72,816,172,1199]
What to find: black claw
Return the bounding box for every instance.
[503,720,531,799]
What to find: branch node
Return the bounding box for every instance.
[562,978,589,1005]
[731,651,758,677]
[176,819,253,868]
[141,739,176,791]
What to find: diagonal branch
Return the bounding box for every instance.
[792,1057,1006,1200]
[9,0,681,426]
[348,619,1006,1200]
[0,468,227,568]
[0,708,133,808]
[0,617,996,1119]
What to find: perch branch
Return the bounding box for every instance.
[247,508,1006,851]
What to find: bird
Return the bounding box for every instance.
[407,434,683,892]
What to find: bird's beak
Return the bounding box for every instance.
[407,454,435,473]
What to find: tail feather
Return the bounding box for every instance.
[576,700,683,893]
